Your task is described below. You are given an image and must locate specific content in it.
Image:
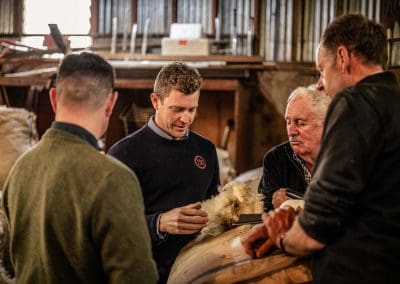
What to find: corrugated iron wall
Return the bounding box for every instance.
[263,0,387,62]
[0,0,15,34]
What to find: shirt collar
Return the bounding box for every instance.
[147,116,189,140]
[51,121,99,150]
[292,152,312,184]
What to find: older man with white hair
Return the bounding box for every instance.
[259,86,331,211]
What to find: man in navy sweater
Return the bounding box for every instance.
[108,62,220,283]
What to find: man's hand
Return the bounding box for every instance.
[159,202,208,235]
[272,188,290,209]
[241,223,274,258]
[262,206,301,248]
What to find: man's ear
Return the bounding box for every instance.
[49,88,57,112]
[336,45,351,73]
[150,93,161,110]
[105,91,118,117]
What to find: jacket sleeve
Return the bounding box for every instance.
[298,92,382,244]
[0,207,15,280]
[146,212,169,246]
[258,151,284,211]
[92,169,158,283]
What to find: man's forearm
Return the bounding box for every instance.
[282,219,325,256]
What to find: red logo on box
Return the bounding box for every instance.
[178,39,188,46]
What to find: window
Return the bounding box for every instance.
[22,0,92,49]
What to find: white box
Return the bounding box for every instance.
[170,23,202,39]
[161,38,210,56]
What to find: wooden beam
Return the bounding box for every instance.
[14,0,23,35]
[114,78,239,91]
[211,0,218,36]
[97,52,264,63]
[171,0,177,23]
[90,0,99,36]
[233,81,251,173]
[0,77,49,87]
[131,0,137,24]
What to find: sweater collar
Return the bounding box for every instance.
[51,121,99,150]
[147,116,189,140]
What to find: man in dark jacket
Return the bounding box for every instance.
[242,14,400,284]
[259,86,330,211]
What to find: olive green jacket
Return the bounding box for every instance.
[2,128,158,283]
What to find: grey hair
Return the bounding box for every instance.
[287,85,331,123]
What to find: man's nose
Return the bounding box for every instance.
[287,124,298,136]
[316,78,324,91]
[180,111,191,124]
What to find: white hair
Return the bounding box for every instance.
[287,85,331,123]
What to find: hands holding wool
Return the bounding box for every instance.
[159,202,209,235]
[272,188,290,209]
[241,206,301,258]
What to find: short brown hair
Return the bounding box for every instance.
[56,52,115,109]
[153,62,202,101]
[321,14,388,68]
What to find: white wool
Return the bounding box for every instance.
[280,199,305,210]
[195,179,264,242]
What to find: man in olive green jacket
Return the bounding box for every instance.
[1,52,158,283]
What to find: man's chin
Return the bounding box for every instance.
[291,144,304,153]
[171,129,188,139]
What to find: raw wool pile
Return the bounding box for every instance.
[0,106,38,189]
[195,179,264,242]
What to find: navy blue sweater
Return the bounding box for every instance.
[108,124,219,283]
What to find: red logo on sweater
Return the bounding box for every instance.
[194,155,206,170]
